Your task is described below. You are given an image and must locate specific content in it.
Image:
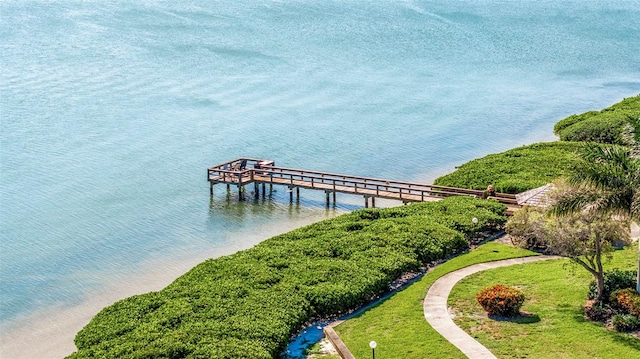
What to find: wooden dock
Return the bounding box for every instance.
[207,158,520,212]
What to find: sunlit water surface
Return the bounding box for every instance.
[1,1,639,357]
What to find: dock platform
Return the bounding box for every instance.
[207,158,520,213]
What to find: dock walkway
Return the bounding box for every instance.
[208,158,520,212]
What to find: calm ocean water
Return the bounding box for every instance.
[1,0,639,357]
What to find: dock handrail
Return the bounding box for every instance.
[255,166,485,199]
[207,158,518,207]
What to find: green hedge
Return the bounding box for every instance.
[433,142,582,194]
[434,96,639,194]
[68,196,507,359]
[554,95,640,144]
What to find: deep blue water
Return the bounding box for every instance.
[1,0,639,356]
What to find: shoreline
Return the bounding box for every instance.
[3,94,633,357]
[0,137,587,359]
[0,187,414,358]
[1,251,214,359]
[0,214,336,359]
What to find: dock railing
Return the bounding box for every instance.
[207,158,518,207]
[253,166,488,202]
[207,158,274,185]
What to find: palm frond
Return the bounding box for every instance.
[632,192,640,223]
[553,141,639,221]
[548,186,600,217]
[620,121,640,159]
[571,144,633,186]
[592,189,636,219]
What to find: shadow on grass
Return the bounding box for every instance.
[488,312,541,324]
[561,302,640,352]
[610,330,640,351]
[551,302,586,322]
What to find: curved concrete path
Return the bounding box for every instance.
[423,256,561,359]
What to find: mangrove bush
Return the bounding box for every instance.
[554,95,640,145]
[433,142,582,193]
[68,196,507,359]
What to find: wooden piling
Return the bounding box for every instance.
[207,158,519,210]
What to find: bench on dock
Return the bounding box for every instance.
[208,157,523,211]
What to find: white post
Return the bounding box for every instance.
[632,222,640,293]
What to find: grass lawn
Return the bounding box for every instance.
[334,242,539,358]
[449,245,640,358]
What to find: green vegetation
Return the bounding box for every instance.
[550,143,639,223]
[69,95,640,358]
[554,95,640,145]
[612,314,640,332]
[304,342,340,359]
[507,204,631,303]
[336,96,640,357]
[448,246,639,358]
[434,142,583,193]
[435,95,640,195]
[588,270,637,303]
[68,197,506,359]
[334,242,537,359]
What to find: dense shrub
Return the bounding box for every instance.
[584,302,614,322]
[554,110,599,133]
[555,113,631,144]
[68,196,507,359]
[554,95,640,145]
[476,284,526,316]
[611,288,640,318]
[584,271,638,325]
[611,314,640,332]
[505,206,548,251]
[587,270,637,304]
[435,96,639,195]
[434,142,582,194]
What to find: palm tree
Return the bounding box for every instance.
[551,138,640,291]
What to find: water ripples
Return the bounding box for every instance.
[1,3,639,357]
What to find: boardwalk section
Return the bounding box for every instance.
[207,158,520,211]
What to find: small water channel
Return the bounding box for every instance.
[283,269,429,358]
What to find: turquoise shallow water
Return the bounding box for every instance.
[1,0,639,355]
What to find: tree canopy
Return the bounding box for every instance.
[507,203,630,303]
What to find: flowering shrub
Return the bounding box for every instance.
[588,270,636,303]
[476,284,525,316]
[611,288,640,318]
[584,288,640,326]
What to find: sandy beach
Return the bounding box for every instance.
[0,215,330,359]
[3,1,638,357]
[1,255,201,358]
